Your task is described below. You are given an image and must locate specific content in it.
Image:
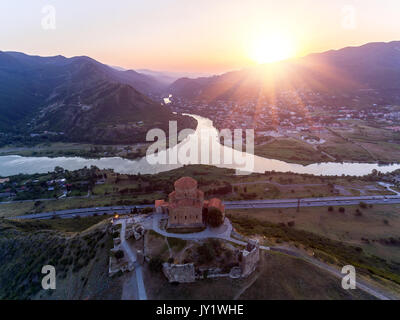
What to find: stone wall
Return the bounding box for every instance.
[168,206,203,228]
[162,263,196,283]
[109,248,134,276]
[125,223,145,240]
[239,239,260,278]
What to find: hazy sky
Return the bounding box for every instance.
[1,0,399,73]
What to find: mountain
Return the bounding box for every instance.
[0,52,195,144]
[137,69,213,85]
[168,41,400,104]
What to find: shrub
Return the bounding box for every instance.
[114,250,124,261]
[197,242,215,264]
[355,209,363,216]
[112,231,119,238]
[359,202,368,209]
[328,206,334,212]
[149,257,163,273]
[338,207,345,213]
[141,207,153,214]
[204,207,224,227]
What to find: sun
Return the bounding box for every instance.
[250,33,295,64]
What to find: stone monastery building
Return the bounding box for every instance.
[155,177,225,229]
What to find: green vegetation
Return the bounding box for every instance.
[228,204,400,263]
[0,217,120,299]
[4,215,109,233]
[255,138,328,165]
[227,213,400,285]
[0,142,149,160]
[166,227,206,234]
[149,257,163,273]
[167,237,187,252]
[203,207,224,227]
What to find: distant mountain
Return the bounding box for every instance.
[136,69,213,85]
[168,41,400,104]
[0,51,195,143]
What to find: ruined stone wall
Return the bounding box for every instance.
[162,263,196,283]
[240,240,260,277]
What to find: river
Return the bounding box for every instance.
[0,114,399,177]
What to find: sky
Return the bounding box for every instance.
[1,0,400,74]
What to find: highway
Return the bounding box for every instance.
[224,194,400,209]
[11,193,400,220]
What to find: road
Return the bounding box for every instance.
[224,194,400,209]
[117,219,147,300]
[11,192,400,220]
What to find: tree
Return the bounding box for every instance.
[339,207,345,213]
[149,257,163,273]
[204,207,224,227]
[114,250,124,261]
[328,206,334,212]
[54,166,64,174]
[141,207,153,214]
[359,202,367,209]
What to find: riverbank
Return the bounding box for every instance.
[0,142,149,161]
[1,114,400,177]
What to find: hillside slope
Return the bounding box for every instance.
[169,41,400,104]
[0,51,195,144]
[0,217,122,299]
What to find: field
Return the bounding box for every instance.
[254,138,328,165]
[253,121,400,164]
[321,123,400,163]
[227,204,400,264]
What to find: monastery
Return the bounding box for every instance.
[155,177,225,228]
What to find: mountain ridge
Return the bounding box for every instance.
[168,41,400,103]
[0,51,195,144]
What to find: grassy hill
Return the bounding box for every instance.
[0,216,123,299]
[143,250,373,300]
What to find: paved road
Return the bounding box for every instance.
[0,191,93,204]
[117,219,147,300]
[11,192,400,220]
[224,194,400,209]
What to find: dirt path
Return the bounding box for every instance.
[117,219,147,300]
[233,272,260,300]
[121,273,139,300]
